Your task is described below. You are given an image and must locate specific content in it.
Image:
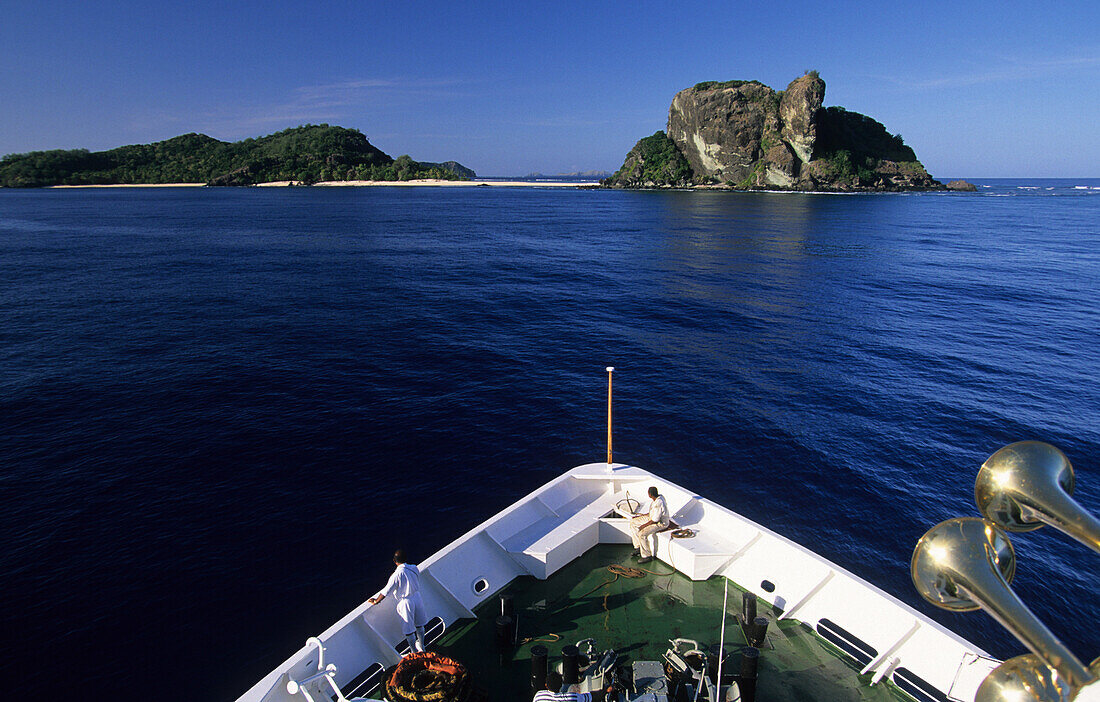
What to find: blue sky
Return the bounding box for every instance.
[1,1,1097,177]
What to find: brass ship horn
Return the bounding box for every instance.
[975,654,1073,702]
[911,517,1094,689]
[975,441,1100,553]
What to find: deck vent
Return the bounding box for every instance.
[815,618,878,667]
[760,580,776,593]
[473,578,490,595]
[892,667,948,702]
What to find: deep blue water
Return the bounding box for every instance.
[1,180,1099,699]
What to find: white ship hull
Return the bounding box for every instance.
[237,463,998,702]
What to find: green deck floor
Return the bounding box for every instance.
[384,545,912,701]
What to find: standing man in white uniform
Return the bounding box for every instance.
[630,486,669,564]
[368,549,428,654]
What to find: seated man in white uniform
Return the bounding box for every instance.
[629,486,669,564]
[368,549,428,654]
[533,671,613,702]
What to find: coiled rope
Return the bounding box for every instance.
[386,652,469,702]
[576,563,673,599]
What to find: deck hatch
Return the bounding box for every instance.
[892,667,948,702]
[815,618,878,667]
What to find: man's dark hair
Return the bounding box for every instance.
[545,671,563,691]
[394,549,406,564]
[648,486,659,498]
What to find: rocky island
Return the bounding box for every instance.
[605,72,952,192]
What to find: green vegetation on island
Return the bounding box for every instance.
[604,131,694,188]
[809,106,918,183]
[0,125,475,187]
[691,79,768,92]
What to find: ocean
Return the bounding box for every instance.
[2,179,1098,699]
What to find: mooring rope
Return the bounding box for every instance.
[518,632,562,645]
[576,563,674,599]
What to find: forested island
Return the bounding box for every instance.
[0,125,474,187]
[604,72,970,192]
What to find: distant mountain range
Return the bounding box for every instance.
[524,170,612,179]
[419,161,477,179]
[0,125,475,187]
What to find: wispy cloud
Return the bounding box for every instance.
[370,132,495,141]
[292,79,399,103]
[871,52,1100,90]
[513,108,662,130]
[290,77,467,105]
[515,117,615,128]
[130,77,470,141]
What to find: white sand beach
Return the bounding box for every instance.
[261,179,595,188]
[47,179,596,189]
[48,183,206,188]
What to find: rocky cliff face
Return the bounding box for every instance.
[779,74,825,165]
[607,73,941,191]
[667,80,784,186]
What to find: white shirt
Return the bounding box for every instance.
[532,691,592,702]
[648,495,669,527]
[377,563,421,601]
